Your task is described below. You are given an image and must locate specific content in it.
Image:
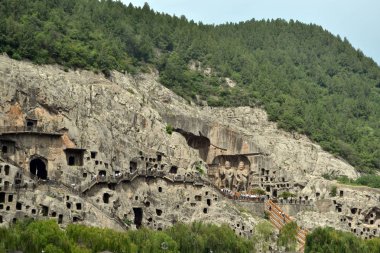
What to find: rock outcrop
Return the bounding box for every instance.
[0,55,378,240]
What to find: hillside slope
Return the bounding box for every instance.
[1,0,380,172]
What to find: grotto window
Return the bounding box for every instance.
[103,193,110,204]
[1,146,7,154]
[169,166,178,174]
[0,192,5,203]
[58,214,63,224]
[133,208,143,229]
[266,186,270,192]
[130,161,137,173]
[195,195,202,201]
[4,165,9,176]
[207,199,211,206]
[16,202,22,210]
[340,191,344,197]
[26,119,37,130]
[156,209,162,216]
[68,156,75,166]
[29,158,48,179]
[76,203,82,210]
[157,154,162,162]
[272,189,278,198]
[91,151,97,159]
[4,181,10,191]
[99,170,107,177]
[0,215,2,223]
[42,205,49,216]
[203,208,208,214]
[64,148,85,166]
[8,194,13,202]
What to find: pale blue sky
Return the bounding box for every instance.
[122,0,380,66]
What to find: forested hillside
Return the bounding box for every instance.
[1,0,380,172]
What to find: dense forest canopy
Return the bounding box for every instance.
[0,220,256,253]
[1,0,380,173]
[305,227,380,253]
[1,219,379,253]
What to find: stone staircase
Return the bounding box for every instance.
[265,199,308,252]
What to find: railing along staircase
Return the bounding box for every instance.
[265,199,308,252]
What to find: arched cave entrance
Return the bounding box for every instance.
[29,157,47,179]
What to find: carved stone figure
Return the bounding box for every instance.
[214,163,223,188]
[235,161,248,192]
[222,161,235,189]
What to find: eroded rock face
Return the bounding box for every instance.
[0,55,378,240]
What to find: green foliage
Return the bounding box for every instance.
[355,175,380,188]
[305,227,380,253]
[278,191,296,199]
[166,222,253,253]
[330,185,337,197]
[263,211,270,220]
[252,220,274,252]
[0,220,253,253]
[0,219,87,253]
[249,188,266,195]
[166,124,174,135]
[124,218,133,226]
[277,222,298,252]
[195,166,204,175]
[1,0,380,173]
[322,173,334,180]
[337,175,380,188]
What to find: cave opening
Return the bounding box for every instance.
[29,158,48,179]
[68,156,75,166]
[103,193,110,204]
[133,208,143,229]
[58,214,63,224]
[130,161,137,173]
[41,205,49,216]
[175,129,210,161]
[169,166,178,174]
[4,165,10,176]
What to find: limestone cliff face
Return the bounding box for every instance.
[0,55,378,240]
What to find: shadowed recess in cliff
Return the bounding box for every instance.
[174,128,210,161]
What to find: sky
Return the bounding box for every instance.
[122,0,380,66]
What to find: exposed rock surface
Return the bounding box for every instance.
[0,55,378,241]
